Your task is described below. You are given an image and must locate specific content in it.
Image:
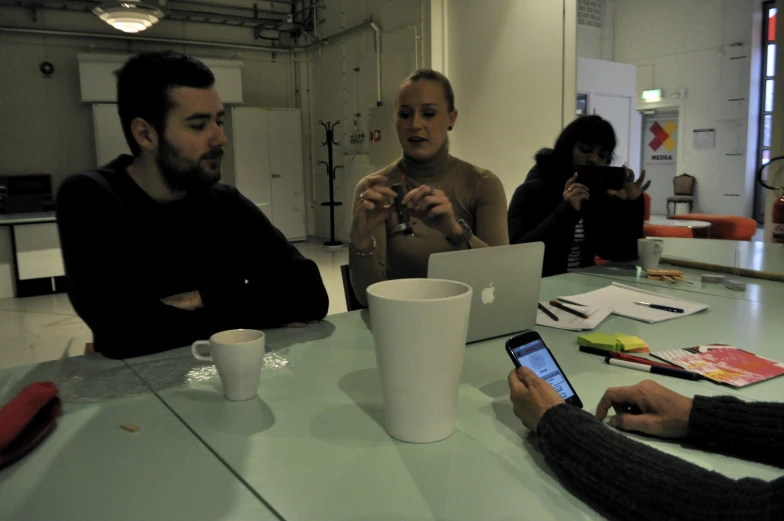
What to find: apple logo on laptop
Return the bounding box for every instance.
[481,283,495,304]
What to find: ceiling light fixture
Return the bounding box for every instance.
[92,1,166,34]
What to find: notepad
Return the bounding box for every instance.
[556,283,709,324]
[536,302,613,331]
[652,345,784,387]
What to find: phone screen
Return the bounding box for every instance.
[576,165,625,192]
[510,339,576,401]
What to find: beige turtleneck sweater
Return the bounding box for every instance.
[349,145,509,306]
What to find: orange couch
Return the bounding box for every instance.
[643,192,651,221]
[670,214,757,241]
[643,224,694,239]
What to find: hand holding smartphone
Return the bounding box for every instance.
[505,331,583,408]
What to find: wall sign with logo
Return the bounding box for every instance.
[648,120,677,164]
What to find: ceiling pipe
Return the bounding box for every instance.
[0,17,383,103]
[304,19,382,105]
[0,25,286,52]
[174,0,294,13]
[0,0,292,19]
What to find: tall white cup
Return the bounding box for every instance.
[192,329,265,401]
[638,238,664,270]
[366,279,473,443]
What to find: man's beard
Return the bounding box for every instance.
[156,138,223,192]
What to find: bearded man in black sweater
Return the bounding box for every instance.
[56,51,328,358]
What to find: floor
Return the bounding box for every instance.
[0,240,349,370]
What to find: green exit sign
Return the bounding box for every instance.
[641,89,662,102]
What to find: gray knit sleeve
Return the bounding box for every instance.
[535,404,784,521]
[688,395,784,467]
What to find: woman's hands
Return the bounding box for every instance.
[401,184,463,238]
[351,175,397,252]
[563,173,590,211]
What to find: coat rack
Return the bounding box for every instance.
[318,120,344,249]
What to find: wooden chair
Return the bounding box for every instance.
[340,264,367,311]
[666,174,696,217]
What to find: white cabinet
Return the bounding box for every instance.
[14,223,65,281]
[590,94,632,167]
[231,107,307,241]
[577,58,640,171]
[93,104,130,166]
[77,53,244,103]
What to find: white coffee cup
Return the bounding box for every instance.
[638,238,664,270]
[366,278,472,443]
[192,329,265,401]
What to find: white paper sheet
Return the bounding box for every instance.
[536,302,614,331]
[555,283,709,324]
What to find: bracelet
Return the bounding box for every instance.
[350,235,377,256]
[445,218,473,246]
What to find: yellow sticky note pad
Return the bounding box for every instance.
[577,333,649,353]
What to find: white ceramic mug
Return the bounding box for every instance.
[192,329,265,401]
[638,238,664,270]
[366,278,473,443]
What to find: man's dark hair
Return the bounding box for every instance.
[553,115,617,165]
[115,51,215,156]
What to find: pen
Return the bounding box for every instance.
[605,357,702,381]
[538,302,559,321]
[549,300,589,319]
[556,297,587,307]
[634,301,684,313]
[579,346,678,368]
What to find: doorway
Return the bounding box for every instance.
[640,109,679,216]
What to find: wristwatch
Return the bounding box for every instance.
[445,218,473,247]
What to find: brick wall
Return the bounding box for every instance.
[578,0,602,28]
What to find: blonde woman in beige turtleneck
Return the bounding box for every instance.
[349,69,509,306]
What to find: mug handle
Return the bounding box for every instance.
[192,340,213,362]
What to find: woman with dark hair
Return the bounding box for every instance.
[348,69,509,305]
[508,115,646,277]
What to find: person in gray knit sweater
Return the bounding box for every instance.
[508,366,784,520]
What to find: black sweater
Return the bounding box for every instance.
[56,155,329,359]
[538,396,784,521]
[508,149,644,276]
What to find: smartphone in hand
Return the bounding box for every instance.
[576,165,626,193]
[505,331,583,408]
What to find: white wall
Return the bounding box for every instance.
[435,0,575,204]
[613,0,757,217]
[577,26,601,59]
[307,0,425,242]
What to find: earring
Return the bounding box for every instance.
[448,126,453,130]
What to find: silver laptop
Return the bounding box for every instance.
[427,242,544,343]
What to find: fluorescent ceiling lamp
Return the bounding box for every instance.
[641,89,662,103]
[93,1,165,33]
